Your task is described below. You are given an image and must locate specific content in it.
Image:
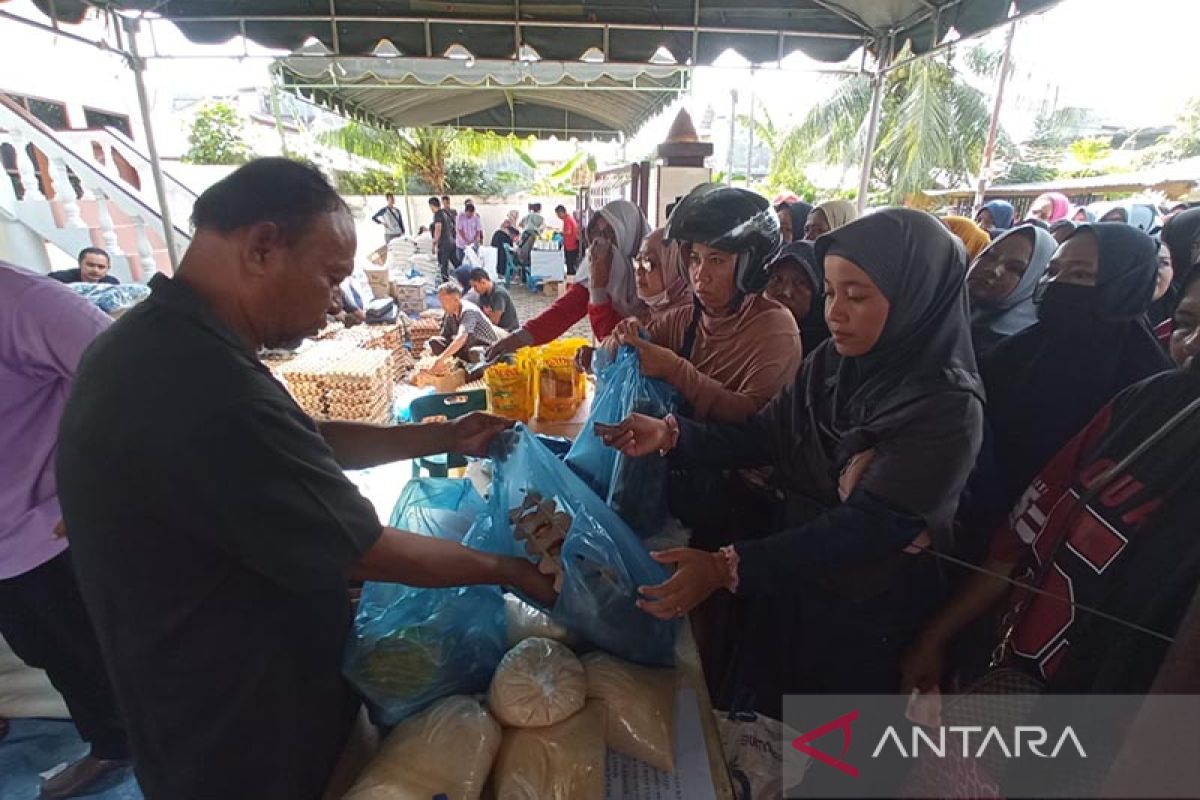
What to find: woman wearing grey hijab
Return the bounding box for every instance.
[967,223,1058,358]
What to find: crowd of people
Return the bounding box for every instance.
[590,187,1200,729]
[3,155,1200,799]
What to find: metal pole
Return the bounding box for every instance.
[856,35,892,213]
[745,81,755,187]
[122,15,181,272]
[972,20,1016,212]
[726,89,737,185]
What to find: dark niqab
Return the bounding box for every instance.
[772,241,830,350]
[981,223,1174,506]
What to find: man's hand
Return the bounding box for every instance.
[486,328,534,360]
[597,413,671,457]
[450,412,513,456]
[637,548,728,620]
[589,238,614,289]
[53,519,67,539]
[502,557,559,609]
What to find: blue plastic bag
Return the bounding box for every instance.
[345,478,505,726]
[68,283,150,315]
[565,345,679,537]
[472,425,678,666]
[388,477,487,539]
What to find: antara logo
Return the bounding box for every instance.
[791,711,1087,778]
[872,725,1088,760]
[791,710,860,778]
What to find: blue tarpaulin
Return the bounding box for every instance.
[0,719,142,799]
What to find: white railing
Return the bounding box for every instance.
[0,95,190,278]
[58,125,197,233]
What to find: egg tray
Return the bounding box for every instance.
[276,344,394,422]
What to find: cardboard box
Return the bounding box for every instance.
[365,268,391,299]
[414,367,467,393]
[542,280,564,297]
[390,281,426,315]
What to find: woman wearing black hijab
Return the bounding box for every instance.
[602,209,984,709]
[979,223,1174,512]
[764,240,831,352]
[774,200,813,244]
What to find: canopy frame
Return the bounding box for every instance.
[4,0,1064,231]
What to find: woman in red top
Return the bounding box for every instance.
[487,199,650,358]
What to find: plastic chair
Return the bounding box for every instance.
[501,242,524,288]
[408,388,489,478]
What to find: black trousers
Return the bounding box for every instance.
[0,551,129,759]
[436,243,462,282]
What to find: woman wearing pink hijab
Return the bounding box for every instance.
[1028,192,1070,223]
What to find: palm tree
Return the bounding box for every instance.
[739,108,817,198]
[321,122,535,194]
[780,45,994,204]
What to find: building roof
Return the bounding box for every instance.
[276,57,687,140]
[925,157,1200,201]
[26,1,1062,139]
[34,1,1059,65]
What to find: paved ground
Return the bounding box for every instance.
[506,281,594,341]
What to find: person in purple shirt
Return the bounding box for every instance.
[455,200,484,254]
[0,261,130,799]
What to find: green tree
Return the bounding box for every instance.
[183,101,252,165]
[997,161,1058,184]
[739,109,818,199]
[321,122,534,195]
[332,168,400,195]
[1064,137,1112,178]
[445,159,505,196]
[1140,97,1200,165]
[779,45,994,204]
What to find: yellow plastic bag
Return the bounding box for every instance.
[490,700,606,800]
[535,338,588,422]
[582,652,677,772]
[485,349,536,422]
[343,695,500,800]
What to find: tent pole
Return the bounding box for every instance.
[745,80,755,185]
[972,20,1016,212]
[856,34,892,213]
[122,15,180,273]
[726,89,737,185]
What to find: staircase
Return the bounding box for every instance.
[0,95,192,282]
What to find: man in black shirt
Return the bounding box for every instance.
[468,268,519,332]
[428,196,460,282]
[56,159,554,800]
[48,247,119,285]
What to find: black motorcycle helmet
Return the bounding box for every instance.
[664,184,782,295]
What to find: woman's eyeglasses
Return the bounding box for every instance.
[634,256,655,274]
